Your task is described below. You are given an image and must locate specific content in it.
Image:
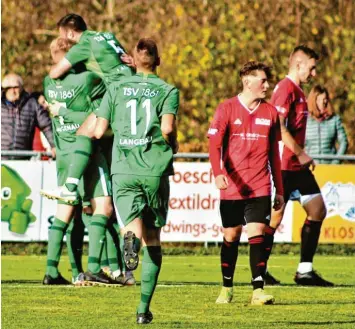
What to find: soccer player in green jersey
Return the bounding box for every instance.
[41,14,136,285]
[50,13,133,84]
[94,38,179,324]
[43,13,134,202]
[42,37,117,286]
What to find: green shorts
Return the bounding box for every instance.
[56,145,112,205]
[96,135,114,169]
[112,174,170,228]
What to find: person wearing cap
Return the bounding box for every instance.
[1,73,56,160]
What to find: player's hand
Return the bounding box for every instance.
[121,54,136,68]
[47,101,62,117]
[297,151,316,171]
[51,147,56,160]
[215,175,228,190]
[273,194,284,211]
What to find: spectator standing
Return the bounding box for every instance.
[305,85,348,164]
[1,73,56,160]
[31,92,52,160]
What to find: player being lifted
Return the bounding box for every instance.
[264,45,333,287]
[41,14,135,284]
[42,13,134,202]
[94,38,179,324]
[43,37,116,286]
[208,61,284,305]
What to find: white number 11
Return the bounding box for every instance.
[126,99,151,136]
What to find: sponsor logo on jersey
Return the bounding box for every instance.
[119,136,153,146]
[234,118,242,125]
[208,128,218,135]
[255,118,271,126]
[321,182,355,222]
[233,133,267,140]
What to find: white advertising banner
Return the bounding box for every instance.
[1,161,293,242]
[39,161,58,241]
[162,162,293,242]
[1,161,43,241]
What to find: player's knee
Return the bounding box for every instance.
[224,227,242,242]
[93,201,113,217]
[308,206,326,222]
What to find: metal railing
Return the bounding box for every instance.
[1,150,355,161]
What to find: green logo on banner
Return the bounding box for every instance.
[1,164,37,234]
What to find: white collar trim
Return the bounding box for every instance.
[237,95,261,114]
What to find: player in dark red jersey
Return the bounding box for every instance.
[208,61,284,305]
[264,45,333,287]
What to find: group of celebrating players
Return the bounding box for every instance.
[39,13,332,325]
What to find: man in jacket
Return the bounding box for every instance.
[1,73,56,160]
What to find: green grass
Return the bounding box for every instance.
[2,255,355,329]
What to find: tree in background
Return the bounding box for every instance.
[2,0,354,154]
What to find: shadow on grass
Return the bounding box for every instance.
[2,280,43,284]
[157,281,355,288]
[286,320,355,326]
[1,280,354,288]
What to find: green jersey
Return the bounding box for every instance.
[65,30,134,86]
[43,71,105,152]
[96,73,179,176]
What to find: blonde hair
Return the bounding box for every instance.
[307,85,333,119]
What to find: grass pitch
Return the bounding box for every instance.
[2,254,355,329]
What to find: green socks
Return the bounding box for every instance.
[137,246,162,314]
[88,214,108,274]
[46,218,68,278]
[106,221,120,272]
[65,135,92,192]
[100,240,109,268]
[66,211,85,278]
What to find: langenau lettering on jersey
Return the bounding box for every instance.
[56,123,80,133]
[119,136,153,146]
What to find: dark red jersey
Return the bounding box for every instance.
[208,96,283,200]
[270,76,308,171]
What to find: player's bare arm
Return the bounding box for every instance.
[49,57,72,79]
[279,115,315,170]
[268,130,284,210]
[161,113,179,154]
[94,117,109,139]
